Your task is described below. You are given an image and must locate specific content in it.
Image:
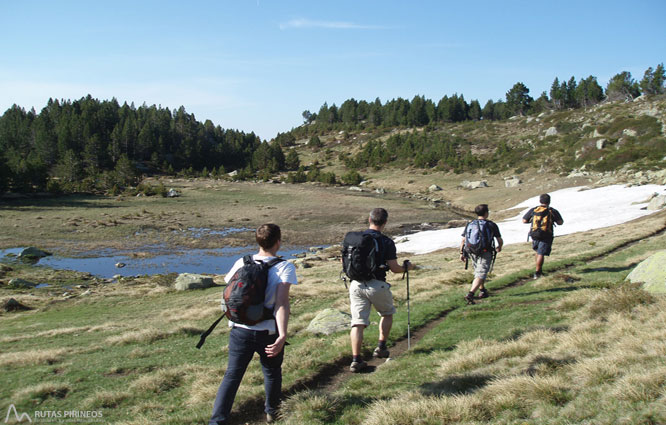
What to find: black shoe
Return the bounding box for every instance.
[479,289,489,298]
[464,292,475,305]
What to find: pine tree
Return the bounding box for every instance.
[285,149,300,170]
[606,71,640,101]
[505,82,533,116]
[550,77,563,110]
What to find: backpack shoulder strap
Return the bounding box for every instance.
[264,257,285,268]
[243,255,255,265]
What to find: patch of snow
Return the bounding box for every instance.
[395,184,666,255]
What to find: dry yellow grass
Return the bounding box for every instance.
[84,390,131,408]
[14,381,71,402]
[359,288,666,425]
[0,348,71,367]
[129,368,184,394]
[187,366,225,406]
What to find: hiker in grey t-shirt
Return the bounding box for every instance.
[460,204,503,304]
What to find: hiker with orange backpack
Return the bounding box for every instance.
[522,194,564,279]
[460,204,503,304]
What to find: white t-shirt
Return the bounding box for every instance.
[223,254,298,333]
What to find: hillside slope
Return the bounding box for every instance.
[283,96,666,187]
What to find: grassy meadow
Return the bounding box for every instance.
[1,180,665,424]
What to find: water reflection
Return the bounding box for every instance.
[0,246,308,279]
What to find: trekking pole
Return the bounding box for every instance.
[403,260,411,350]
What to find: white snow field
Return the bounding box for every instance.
[395,184,666,255]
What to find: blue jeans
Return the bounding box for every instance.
[209,327,283,425]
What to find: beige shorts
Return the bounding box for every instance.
[349,279,396,327]
[471,251,494,279]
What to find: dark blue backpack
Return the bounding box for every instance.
[464,220,494,255]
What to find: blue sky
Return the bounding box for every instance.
[1,1,665,140]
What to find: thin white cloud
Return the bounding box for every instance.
[279,18,389,30]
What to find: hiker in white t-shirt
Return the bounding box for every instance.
[208,224,298,425]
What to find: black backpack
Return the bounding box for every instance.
[342,231,381,282]
[196,256,283,349]
[464,219,494,256]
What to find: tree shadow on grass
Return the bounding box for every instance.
[0,194,124,211]
[578,263,639,274]
[419,373,494,396]
[506,285,586,297]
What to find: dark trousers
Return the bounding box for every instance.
[209,327,284,425]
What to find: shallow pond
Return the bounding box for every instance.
[0,246,310,279]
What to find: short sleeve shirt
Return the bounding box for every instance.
[363,229,397,282]
[461,219,502,239]
[523,206,563,240]
[224,254,298,333]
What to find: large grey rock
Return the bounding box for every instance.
[174,273,216,290]
[647,195,666,211]
[18,247,51,260]
[306,308,351,335]
[596,139,607,150]
[545,127,558,137]
[428,184,442,192]
[626,251,666,294]
[167,188,180,198]
[504,177,522,188]
[461,180,488,190]
[8,278,37,289]
[3,298,32,312]
[622,129,638,138]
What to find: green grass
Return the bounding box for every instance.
[1,206,665,424]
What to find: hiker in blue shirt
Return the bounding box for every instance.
[460,204,503,304]
[522,193,564,279]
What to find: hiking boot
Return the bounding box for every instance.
[464,292,475,305]
[479,289,489,298]
[349,359,367,373]
[373,346,390,358]
[533,271,543,280]
[266,413,276,423]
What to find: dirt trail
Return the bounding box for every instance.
[232,223,666,425]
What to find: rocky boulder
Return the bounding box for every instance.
[306,308,351,335]
[3,298,32,312]
[596,139,607,150]
[174,273,216,291]
[167,188,180,198]
[8,278,37,289]
[461,180,488,190]
[504,177,522,188]
[626,251,666,294]
[18,247,51,260]
[647,195,666,211]
[545,127,558,137]
[428,184,442,192]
